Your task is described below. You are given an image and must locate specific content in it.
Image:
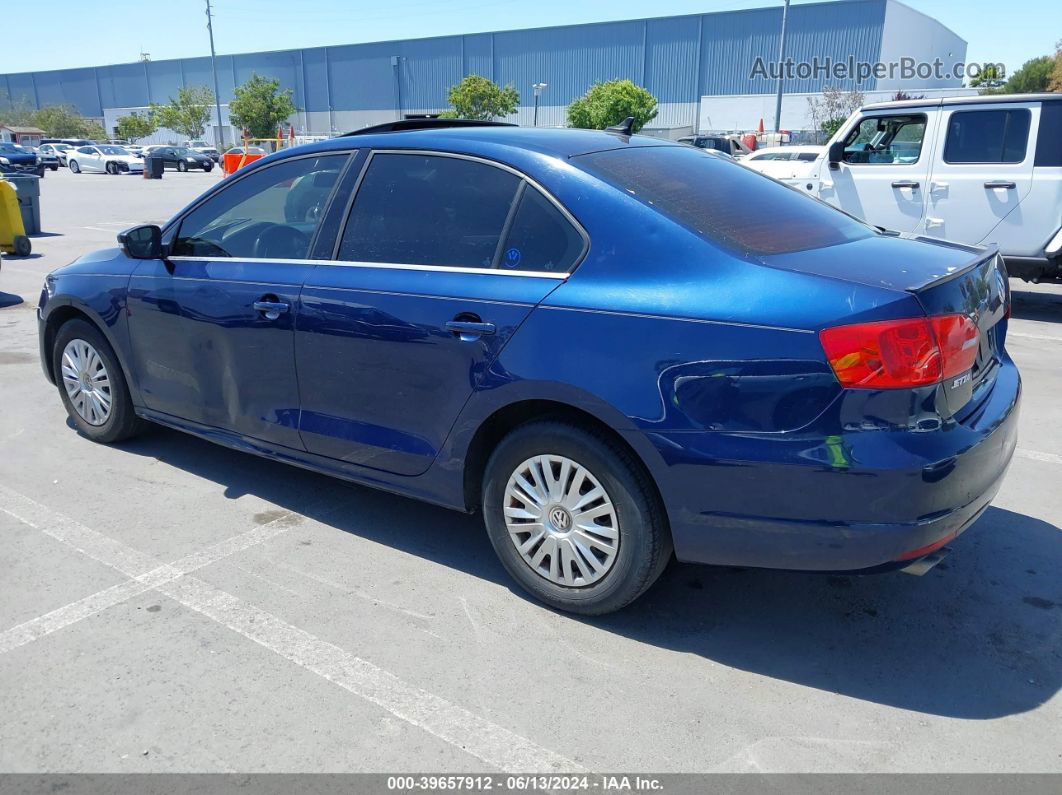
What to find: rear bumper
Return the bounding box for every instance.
[644,358,1021,572]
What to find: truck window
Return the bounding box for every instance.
[943,109,1031,164]
[842,114,926,165]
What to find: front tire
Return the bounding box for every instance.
[52,319,144,444]
[49,164,59,171]
[482,421,671,615]
[69,160,81,173]
[105,162,118,175]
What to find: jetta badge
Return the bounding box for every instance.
[952,372,971,388]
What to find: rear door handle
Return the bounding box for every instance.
[984,181,1016,190]
[891,180,920,189]
[253,299,290,320]
[445,320,496,337]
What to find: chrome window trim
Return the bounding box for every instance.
[166,256,568,280]
[333,148,590,272]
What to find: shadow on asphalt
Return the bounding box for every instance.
[113,424,1061,721]
[0,290,25,308]
[1011,288,1062,323]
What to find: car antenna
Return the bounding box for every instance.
[605,117,635,136]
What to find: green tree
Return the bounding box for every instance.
[30,105,105,139]
[1000,56,1053,93]
[440,75,519,121]
[1048,40,1062,92]
[151,86,214,141]
[114,112,157,142]
[567,80,658,133]
[228,74,298,141]
[969,63,1004,88]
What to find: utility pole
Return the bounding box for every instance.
[773,0,791,133]
[205,0,225,148]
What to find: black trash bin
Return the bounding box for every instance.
[143,156,164,179]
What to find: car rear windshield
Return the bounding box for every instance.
[576,146,873,256]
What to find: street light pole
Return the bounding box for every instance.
[205,0,225,148]
[532,82,547,127]
[773,0,791,133]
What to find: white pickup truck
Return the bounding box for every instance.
[799,94,1062,283]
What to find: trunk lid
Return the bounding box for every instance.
[913,247,1009,415]
[760,233,1008,415]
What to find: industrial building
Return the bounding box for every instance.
[0,0,967,142]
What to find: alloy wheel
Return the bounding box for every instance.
[60,339,112,426]
[503,454,619,587]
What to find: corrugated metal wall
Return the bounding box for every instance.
[2,0,955,132]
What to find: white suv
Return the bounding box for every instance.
[809,94,1062,283]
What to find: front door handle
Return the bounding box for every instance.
[253,299,290,320]
[984,180,1016,190]
[445,320,496,338]
[891,180,920,189]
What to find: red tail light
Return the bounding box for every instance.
[820,314,978,389]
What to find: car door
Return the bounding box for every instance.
[72,146,97,172]
[820,111,937,233]
[295,150,587,476]
[125,151,351,448]
[921,102,1039,246]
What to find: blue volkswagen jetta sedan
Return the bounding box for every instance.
[38,119,1020,614]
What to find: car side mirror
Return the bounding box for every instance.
[118,224,163,259]
[828,140,845,170]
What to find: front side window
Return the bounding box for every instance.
[578,145,872,256]
[339,153,520,268]
[944,109,1031,164]
[843,114,927,165]
[172,154,347,260]
[77,147,95,155]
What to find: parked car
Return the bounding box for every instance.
[26,146,60,171]
[146,146,214,172]
[67,145,145,175]
[185,140,221,162]
[678,134,749,157]
[39,143,73,167]
[811,93,1062,283]
[124,145,146,158]
[742,145,824,180]
[37,120,1020,614]
[0,142,42,175]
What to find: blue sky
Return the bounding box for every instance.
[3,0,1058,78]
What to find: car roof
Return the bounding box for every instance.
[282,125,680,161]
[861,93,1061,112]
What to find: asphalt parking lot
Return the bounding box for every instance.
[0,166,1059,774]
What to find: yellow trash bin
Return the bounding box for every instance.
[0,179,32,257]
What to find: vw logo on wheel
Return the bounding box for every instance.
[549,506,572,531]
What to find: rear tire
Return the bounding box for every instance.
[49,164,58,171]
[52,319,144,444]
[482,420,672,615]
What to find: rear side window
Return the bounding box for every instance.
[499,185,585,272]
[340,153,519,268]
[944,109,1031,164]
[577,146,872,256]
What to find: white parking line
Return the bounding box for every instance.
[1008,331,1062,343]
[1016,448,1062,466]
[0,486,582,773]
